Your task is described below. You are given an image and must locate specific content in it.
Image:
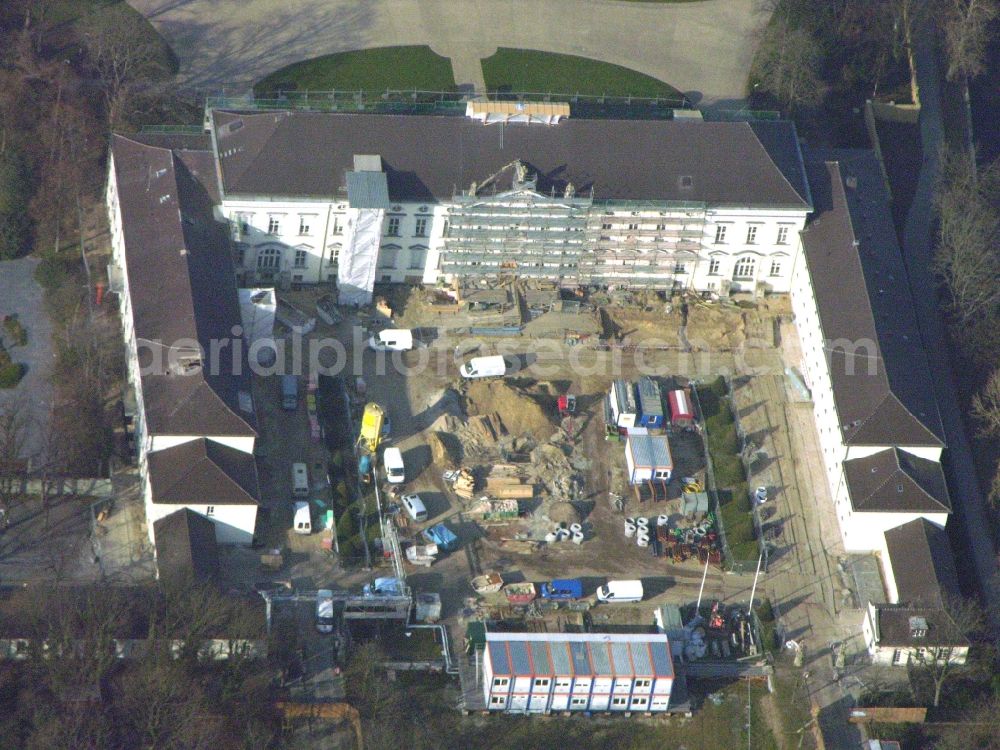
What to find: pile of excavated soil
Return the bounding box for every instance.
[427,431,462,469]
[685,304,745,349]
[604,306,683,346]
[465,380,556,440]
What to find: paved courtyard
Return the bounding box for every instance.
[129,0,765,107]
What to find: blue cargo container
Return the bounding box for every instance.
[540,579,584,600]
[636,376,664,428]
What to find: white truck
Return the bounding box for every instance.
[460,355,507,379]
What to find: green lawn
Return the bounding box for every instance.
[481,48,683,99]
[254,46,456,97]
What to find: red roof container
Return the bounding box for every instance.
[668,389,694,426]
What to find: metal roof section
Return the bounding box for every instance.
[637,377,664,418]
[529,641,553,675]
[589,642,612,675]
[509,641,533,675]
[345,170,390,209]
[549,641,572,674]
[569,641,592,676]
[649,642,674,677]
[488,641,511,676]
[629,642,654,676]
[610,642,633,675]
[628,433,673,468]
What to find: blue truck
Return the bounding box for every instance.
[422,523,459,551]
[539,579,584,600]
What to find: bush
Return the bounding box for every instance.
[33,254,74,292]
[0,362,24,388]
[3,315,27,346]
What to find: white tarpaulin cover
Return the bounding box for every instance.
[237,287,276,345]
[338,208,382,306]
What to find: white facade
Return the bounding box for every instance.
[863,604,968,667]
[144,498,256,546]
[224,197,448,288]
[789,255,945,552]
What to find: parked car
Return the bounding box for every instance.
[540,579,584,600]
[460,355,507,379]
[596,579,644,603]
[422,522,459,551]
[367,329,413,352]
[400,493,428,522]
[754,486,768,505]
[315,589,335,633]
[383,447,405,484]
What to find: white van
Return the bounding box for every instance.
[292,462,309,497]
[460,355,507,379]
[401,493,427,522]
[596,579,644,603]
[293,501,312,534]
[383,447,405,484]
[315,589,335,633]
[368,328,414,352]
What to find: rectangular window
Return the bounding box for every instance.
[490,696,506,705]
[656,223,666,231]
[601,222,613,231]
[612,697,628,706]
[634,679,651,689]
[533,678,550,688]
[708,258,721,276]
[674,262,686,274]
[733,257,756,280]
[235,213,252,235]
[769,259,782,277]
[492,678,509,688]
[206,506,215,516]
[298,216,312,235]
[627,223,639,231]
[267,217,280,235]
[570,697,587,706]
[631,697,649,707]
[387,217,400,236]
[294,249,307,268]
[776,226,789,244]
[408,248,427,270]
[415,217,428,237]
[328,245,341,265]
[746,226,758,244]
[332,216,343,235]
[714,225,727,244]
[555,678,572,689]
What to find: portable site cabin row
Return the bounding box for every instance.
[607,380,638,432]
[625,432,673,485]
[482,632,674,713]
[636,377,664,429]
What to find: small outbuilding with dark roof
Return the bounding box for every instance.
[153,508,220,585]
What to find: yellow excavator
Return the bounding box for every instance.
[357,403,385,455]
[275,702,363,749]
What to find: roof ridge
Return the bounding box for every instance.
[155,439,208,500]
[747,121,810,206]
[203,440,259,503]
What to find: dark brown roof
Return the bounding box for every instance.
[875,606,968,648]
[800,151,944,447]
[110,135,255,438]
[212,110,811,208]
[884,518,960,606]
[153,508,220,583]
[843,448,951,514]
[147,438,260,506]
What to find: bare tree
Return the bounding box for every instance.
[940,0,1000,81]
[933,147,1000,326]
[0,399,30,518]
[933,695,1000,750]
[81,10,169,129]
[751,18,825,110]
[972,369,1000,437]
[909,593,984,707]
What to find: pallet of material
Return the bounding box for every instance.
[498,539,541,554]
[490,484,534,499]
[485,476,526,488]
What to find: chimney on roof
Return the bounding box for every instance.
[845,175,858,190]
[565,182,575,199]
[909,616,928,639]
